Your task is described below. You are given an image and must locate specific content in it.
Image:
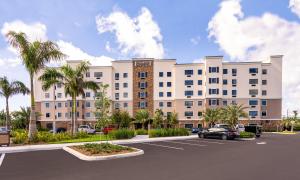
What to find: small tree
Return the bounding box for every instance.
[291,110,298,132]
[11,107,31,130]
[0,110,7,126]
[94,84,111,132]
[168,111,179,128]
[204,108,221,127]
[135,109,150,129]
[223,105,248,128]
[111,110,132,129]
[153,109,164,128]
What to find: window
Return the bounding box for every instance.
[261,99,267,106]
[57,112,62,118]
[232,79,237,86]
[209,99,219,106]
[123,73,128,78]
[85,102,91,108]
[185,91,193,96]
[139,101,147,108]
[198,69,202,75]
[262,111,267,117]
[57,93,62,98]
[232,69,237,76]
[209,78,219,84]
[159,92,164,97]
[139,82,147,89]
[45,102,50,108]
[85,92,91,97]
[85,112,91,118]
[198,90,202,96]
[209,89,219,95]
[124,103,128,108]
[65,102,68,107]
[46,113,50,118]
[249,100,258,106]
[86,72,90,77]
[159,82,163,87]
[198,111,203,117]
[262,69,268,74]
[167,72,172,77]
[115,103,120,109]
[185,80,193,86]
[223,69,228,74]
[159,102,164,107]
[185,101,193,107]
[198,101,203,106]
[159,72,163,77]
[115,93,119,100]
[123,92,128,98]
[231,100,237,105]
[138,72,148,79]
[57,102,62,108]
[223,100,228,106]
[167,82,172,87]
[114,73,120,80]
[223,79,228,85]
[167,102,172,107]
[123,83,128,88]
[167,92,172,97]
[249,68,258,74]
[249,89,258,96]
[249,79,258,85]
[185,70,193,76]
[209,67,219,73]
[185,111,193,117]
[185,124,193,129]
[223,90,228,95]
[45,93,50,98]
[115,83,119,90]
[232,90,237,97]
[57,83,62,88]
[198,80,202,85]
[139,92,147,98]
[65,113,69,118]
[249,111,258,117]
[262,80,267,85]
[262,90,267,96]
[94,72,103,78]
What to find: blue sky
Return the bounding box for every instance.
[0,0,300,115]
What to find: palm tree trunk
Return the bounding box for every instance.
[72,95,77,136]
[28,75,37,140]
[5,97,10,129]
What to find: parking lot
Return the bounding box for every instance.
[1,133,300,180]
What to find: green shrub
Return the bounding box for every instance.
[75,131,89,139]
[135,129,148,135]
[12,131,27,144]
[78,143,133,154]
[31,132,73,143]
[108,129,135,139]
[149,128,189,138]
[10,129,26,137]
[239,131,255,138]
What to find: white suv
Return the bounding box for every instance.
[78,125,96,134]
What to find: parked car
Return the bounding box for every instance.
[103,126,116,135]
[191,128,200,133]
[49,127,67,133]
[78,125,96,134]
[0,126,8,133]
[245,124,262,137]
[235,124,245,132]
[198,124,238,140]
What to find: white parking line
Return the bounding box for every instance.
[0,153,5,167]
[184,139,224,145]
[164,141,207,147]
[140,142,184,150]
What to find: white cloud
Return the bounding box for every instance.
[208,0,300,112]
[190,36,201,45]
[289,0,300,18]
[95,7,164,58]
[105,41,112,52]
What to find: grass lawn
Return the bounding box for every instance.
[49,134,112,144]
[273,131,297,135]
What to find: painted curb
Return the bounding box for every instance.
[236,138,256,141]
[0,135,198,154]
[63,146,144,161]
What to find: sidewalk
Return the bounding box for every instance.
[0,135,198,154]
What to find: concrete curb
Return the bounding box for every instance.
[63,146,144,161]
[236,138,256,141]
[0,135,198,153]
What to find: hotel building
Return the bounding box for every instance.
[34,55,282,130]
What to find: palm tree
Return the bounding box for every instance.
[6,31,65,139]
[153,109,164,128]
[0,76,29,129]
[204,108,221,128]
[11,107,31,130]
[167,111,179,128]
[135,109,150,129]
[223,105,248,128]
[39,61,99,135]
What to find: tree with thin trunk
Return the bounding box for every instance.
[167,111,179,128]
[39,61,99,135]
[223,105,248,128]
[0,76,29,129]
[94,84,111,131]
[135,109,150,129]
[153,109,164,128]
[6,31,65,139]
[11,107,31,130]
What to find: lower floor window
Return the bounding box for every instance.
[185,124,193,129]
[261,111,267,117]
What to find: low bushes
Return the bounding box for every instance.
[135,129,148,135]
[239,131,255,138]
[11,130,27,144]
[148,128,189,138]
[108,129,135,139]
[76,143,134,155]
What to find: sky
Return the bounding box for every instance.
[0,0,300,116]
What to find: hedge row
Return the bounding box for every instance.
[148,128,189,138]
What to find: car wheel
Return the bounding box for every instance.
[199,133,204,138]
[221,134,227,140]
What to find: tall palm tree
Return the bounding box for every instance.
[0,76,29,129]
[6,31,65,138]
[135,109,150,129]
[39,61,99,135]
[153,109,164,128]
[223,105,248,128]
[204,108,221,128]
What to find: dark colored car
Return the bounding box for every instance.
[198,125,238,140]
[245,124,262,137]
[49,127,66,133]
[191,128,200,134]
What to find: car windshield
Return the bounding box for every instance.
[215,124,229,129]
[79,125,88,128]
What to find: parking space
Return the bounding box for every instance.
[1,134,300,180]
